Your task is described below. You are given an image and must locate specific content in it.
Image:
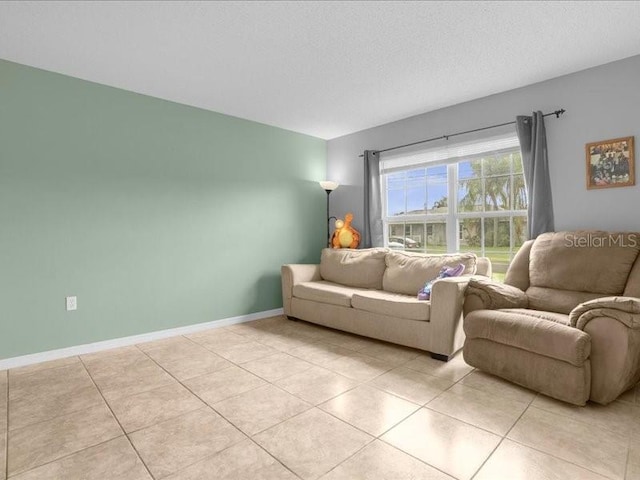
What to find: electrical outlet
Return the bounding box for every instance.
[66,296,77,311]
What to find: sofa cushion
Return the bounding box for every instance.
[526,286,607,315]
[351,291,431,321]
[464,309,589,366]
[383,251,477,296]
[320,248,388,289]
[529,231,640,296]
[293,281,364,307]
[498,308,570,325]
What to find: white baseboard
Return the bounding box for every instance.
[0,308,284,371]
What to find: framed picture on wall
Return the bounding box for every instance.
[586,136,635,189]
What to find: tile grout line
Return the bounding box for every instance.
[318,437,378,478]
[364,379,448,408]
[320,348,468,478]
[240,320,399,366]
[417,367,478,418]
[2,367,121,435]
[3,344,464,478]
[393,370,538,441]
[180,327,396,404]
[374,358,629,480]
[371,394,424,437]
[418,405,510,439]
[6,322,403,478]
[468,392,627,480]
[4,363,115,435]
[6,359,79,381]
[223,318,428,381]
[298,365,457,456]
[133,343,304,479]
[245,436,304,479]
[133,342,270,421]
[525,399,637,437]
[505,436,621,480]
[425,373,534,411]
[377,436,464,480]
[174,337,321,407]
[6,435,133,479]
[6,363,119,477]
[5,357,152,478]
[623,426,633,480]
[267,341,427,406]
[4,321,475,478]
[212,324,490,445]
[150,336,316,410]
[372,362,480,480]
[15,319,622,480]
[77,355,157,480]
[468,391,539,480]
[137,326,429,478]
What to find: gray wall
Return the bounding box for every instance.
[328,55,640,234]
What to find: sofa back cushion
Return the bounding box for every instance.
[320,248,388,289]
[382,251,477,296]
[529,231,640,296]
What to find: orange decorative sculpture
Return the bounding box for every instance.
[331,213,361,249]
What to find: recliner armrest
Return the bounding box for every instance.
[570,296,640,330]
[464,277,528,314]
[569,296,640,404]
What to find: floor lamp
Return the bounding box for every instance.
[319,181,339,247]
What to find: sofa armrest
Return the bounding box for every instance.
[569,296,640,330]
[464,277,528,314]
[428,277,474,356]
[281,264,321,315]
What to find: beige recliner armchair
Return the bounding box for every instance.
[462,231,640,406]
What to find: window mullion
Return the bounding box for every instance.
[448,163,458,253]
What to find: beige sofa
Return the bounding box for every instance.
[463,231,640,405]
[282,248,491,361]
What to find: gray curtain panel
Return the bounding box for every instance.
[363,150,384,248]
[516,111,555,239]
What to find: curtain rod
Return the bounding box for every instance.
[359,108,566,157]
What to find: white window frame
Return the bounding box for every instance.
[381,136,527,265]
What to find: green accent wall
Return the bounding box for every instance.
[0,59,327,359]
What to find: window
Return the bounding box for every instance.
[381,134,527,279]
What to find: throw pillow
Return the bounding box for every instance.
[418,264,466,300]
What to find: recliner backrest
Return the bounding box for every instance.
[624,250,640,298]
[505,231,640,314]
[504,240,533,291]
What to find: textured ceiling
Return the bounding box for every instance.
[1,1,640,139]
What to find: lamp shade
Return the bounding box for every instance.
[319,180,339,191]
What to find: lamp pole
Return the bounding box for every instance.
[319,181,339,248]
[325,191,338,247]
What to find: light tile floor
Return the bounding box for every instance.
[2,315,639,480]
